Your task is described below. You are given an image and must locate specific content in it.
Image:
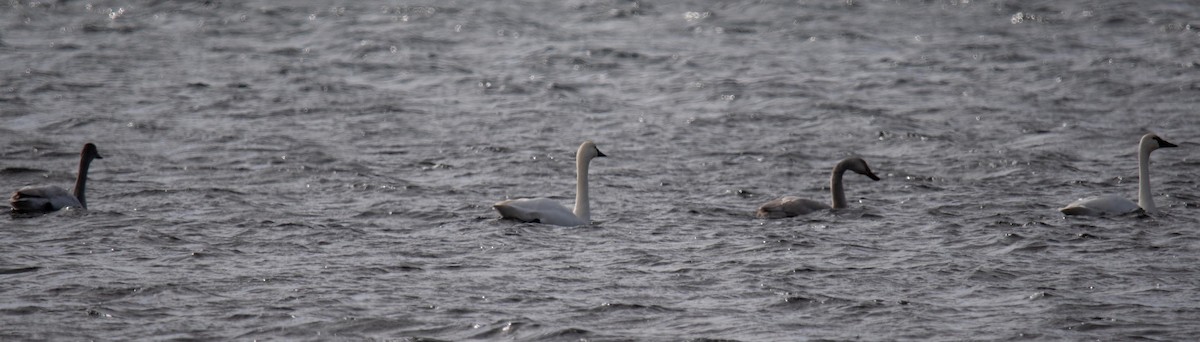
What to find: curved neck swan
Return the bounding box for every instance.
[755,156,880,219]
[1137,134,1177,214]
[493,141,606,226]
[10,143,103,213]
[1059,133,1176,216]
[830,157,880,209]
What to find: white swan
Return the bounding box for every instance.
[494,141,606,226]
[1060,133,1177,216]
[756,157,880,219]
[10,143,104,213]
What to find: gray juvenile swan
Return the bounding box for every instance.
[10,143,104,213]
[757,157,880,219]
[494,141,606,226]
[1060,133,1177,216]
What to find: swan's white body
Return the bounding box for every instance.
[494,141,605,226]
[10,143,103,213]
[494,198,589,227]
[757,157,880,219]
[1060,133,1177,216]
[1060,194,1139,216]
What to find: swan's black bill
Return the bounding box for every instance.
[1155,137,1177,148]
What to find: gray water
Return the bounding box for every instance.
[3,0,1200,340]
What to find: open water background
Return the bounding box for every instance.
[3,0,1200,340]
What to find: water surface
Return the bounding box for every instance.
[2,1,1200,340]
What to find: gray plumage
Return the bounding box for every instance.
[757,157,880,219]
[10,143,103,213]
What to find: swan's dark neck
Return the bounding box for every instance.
[830,162,848,209]
[73,156,94,209]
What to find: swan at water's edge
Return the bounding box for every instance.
[494,141,606,226]
[1060,133,1177,216]
[757,157,880,219]
[10,143,104,214]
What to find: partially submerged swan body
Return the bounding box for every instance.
[1060,133,1177,216]
[10,143,104,213]
[494,141,606,226]
[494,198,590,227]
[757,157,880,219]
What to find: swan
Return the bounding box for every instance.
[493,141,606,226]
[1060,133,1177,216]
[10,143,104,213]
[756,157,880,219]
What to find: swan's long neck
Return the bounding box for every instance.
[73,155,93,209]
[573,155,591,221]
[830,162,848,209]
[1137,143,1156,214]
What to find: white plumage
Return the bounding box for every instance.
[494,198,589,227]
[494,141,606,226]
[1060,133,1177,216]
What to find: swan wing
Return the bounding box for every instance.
[1059,194,1139,216]
[494,198,586,226]
[10,186,81,212]
[756,196,830,219]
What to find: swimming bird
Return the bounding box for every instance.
[10,143,104,213]
[1060,133,1177,216]
[756,157,880,219]
[493,141,606,226]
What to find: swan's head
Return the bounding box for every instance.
[1141,133,1177,152]
[82,143,103,161]
[578,141,606,161]
[842,157,880,181]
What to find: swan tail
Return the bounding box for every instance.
[9,195,55,213]
[493,200,535,222]
[755,207,785,219]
